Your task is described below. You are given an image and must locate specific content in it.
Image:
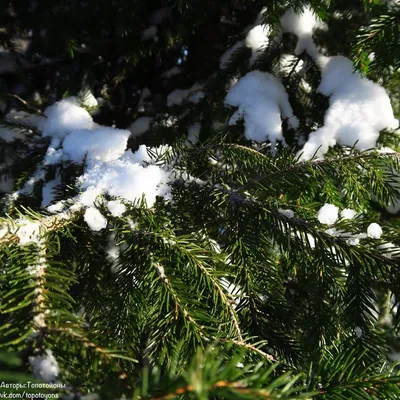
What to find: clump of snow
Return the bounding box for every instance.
[367,223,383,239]
[29,349,59,383]
[77,149,171,209]
[280,7,399,161]
[300,56,399,160]
[317,203,338,225]
[107,200,126,217]
[15,219,41,246]
[62,127,130,163]
[84,207,107,231]
[340,208,357,220]
[280,7,320,60]
[278,208,295,218]
[245,25,269,65]
[129,117,153,138]
[39,99,94,138]
[225,70,299,145]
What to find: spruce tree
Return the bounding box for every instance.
[1,0,400,398]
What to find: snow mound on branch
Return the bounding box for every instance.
[280,7,399,160]
[77,147,172,209]
[367,223,382,239]
[245,25,269,65]
[317,203,338,225]
[39,98,94,138]
[107,200,126,217]
[31,98,175,217]
[62,127,130,163]
[280,6,320,59]
[225,71,299,144]
[84,207,107,231]
[340,208,357,220]
[299,56,399,160]
[29,349,59,383]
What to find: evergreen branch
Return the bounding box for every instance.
[220,338,276,362]
[152,260,209,341]
[0,210,76,246]
[30,241,48,330]
[3,93,43,115]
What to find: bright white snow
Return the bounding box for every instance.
[245,25,269,65]
[62,127,130,163]
[280,6,320,60]
[317,203,339,225]
[225,71,299,144]
[107,200,127,217]
[29,349,59,383]
[280,8,399,160]
[340,208,357,220]
[367,223,383,239]
[39,98,94,138]
[300,56,399,160]
[84,207,107,231]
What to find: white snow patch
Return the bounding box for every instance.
[39,99,94,138]
[225,71,299,144]
[367,223,382,239]
[77,149,171,209]
[317,203,338,225]
[280,7,321,60]
[15,219,41,246]
[84,207,107,231]
[107,200,126,217]
[340,208,357,220]
[281,8,399,161]
[29,350,59,383]
[245,25,269,65]
[300,57,398,160]
[62,127,130,163]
